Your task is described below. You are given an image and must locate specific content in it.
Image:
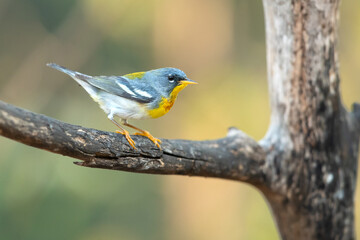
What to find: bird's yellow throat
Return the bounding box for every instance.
[148,83,190,118]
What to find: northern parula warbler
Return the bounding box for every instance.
[47,63,197,149]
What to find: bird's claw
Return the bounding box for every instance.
[116,130,136,149]
[135,131,162,149]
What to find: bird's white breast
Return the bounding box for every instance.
[95,92,149,120]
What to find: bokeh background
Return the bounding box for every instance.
[0,0,359,239]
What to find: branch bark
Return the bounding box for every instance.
[0,0,359,239]
[0,100,265,184]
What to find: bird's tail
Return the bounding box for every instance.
[47,63,100,100]
[46,63,90,81]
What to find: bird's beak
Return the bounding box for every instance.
[180,78,198,85]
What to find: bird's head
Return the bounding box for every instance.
[146,68,197,99]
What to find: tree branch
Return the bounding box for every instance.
[0,100,265,184]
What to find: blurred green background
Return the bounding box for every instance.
[0,0,359,239]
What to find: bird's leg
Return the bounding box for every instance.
[122,120,162,149]
[109,117,136,149]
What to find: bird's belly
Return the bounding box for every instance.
[96,92,149,120]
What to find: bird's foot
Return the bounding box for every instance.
[116,130,136,149]
[134,130,162,149]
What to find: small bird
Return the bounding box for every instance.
[47,63,197,149]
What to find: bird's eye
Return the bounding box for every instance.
[168,74,175,82]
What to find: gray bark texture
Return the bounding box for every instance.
[0,0,359,239]
[261,0,360,239]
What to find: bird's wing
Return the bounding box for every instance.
[86,76,156,104]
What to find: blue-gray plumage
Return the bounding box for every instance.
[47,63,196,148]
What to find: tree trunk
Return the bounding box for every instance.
[0,0,359,239]
[261,0,359,239]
